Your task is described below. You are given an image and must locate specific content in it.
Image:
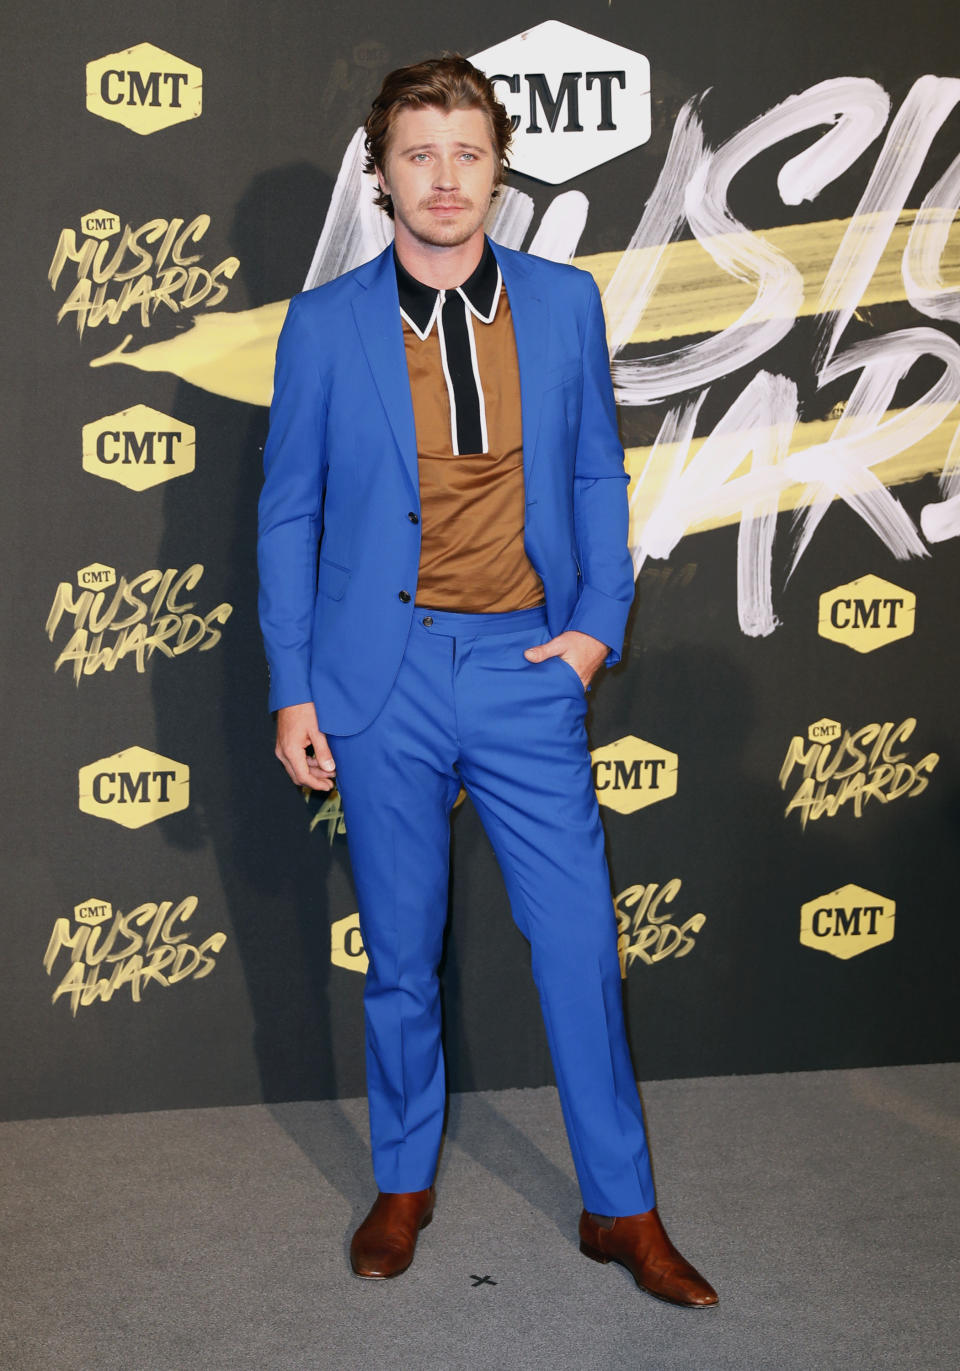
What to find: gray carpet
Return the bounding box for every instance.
[1,1064,957,1371]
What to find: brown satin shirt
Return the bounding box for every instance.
[398,248,544,613]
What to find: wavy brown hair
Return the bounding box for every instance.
[363,55,513,219]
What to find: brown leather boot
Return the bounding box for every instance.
[350,1187,435,1278]
[579,1207,718,1307]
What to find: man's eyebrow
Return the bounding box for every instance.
[395,141,488,156]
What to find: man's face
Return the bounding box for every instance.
[377,104,499,250]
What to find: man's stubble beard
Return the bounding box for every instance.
[396,190,496,250]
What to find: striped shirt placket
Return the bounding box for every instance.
[396,242,501,456]
[437,288,487,455]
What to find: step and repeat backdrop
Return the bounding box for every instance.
[3,0,959,1120]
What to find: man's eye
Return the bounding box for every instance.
[461,153,476,162]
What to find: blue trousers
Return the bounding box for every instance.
[327,604,655,1215]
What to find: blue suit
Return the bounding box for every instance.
[258,239,655,1215]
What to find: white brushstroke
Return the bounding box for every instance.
[302,127,391,290]
[903,149,960,323]
[920,421,960,542]
[486,185,535,249]
[629,390,708,575]
[786,327,960,571]
[604,97,706,358]
[527,191,589,263]
[614,79,890,405]
[774,81,889,205]
[737,376,797,636]
[816,75,960,367]
[634,372,797,630]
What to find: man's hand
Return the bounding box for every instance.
[523,629,609,688]
[275,701,337,791]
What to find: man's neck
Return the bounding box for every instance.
[392,225,486,290]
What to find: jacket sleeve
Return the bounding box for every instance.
[562,274,635,666]
[257,294,328,711]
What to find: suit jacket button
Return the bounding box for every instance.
[398,590,411,602]
[407,511,419,523]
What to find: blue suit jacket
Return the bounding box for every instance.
[258,238,634,736]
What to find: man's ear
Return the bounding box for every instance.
[375,165,388,194]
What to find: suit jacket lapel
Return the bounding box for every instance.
[351,245,420,502]
[491,239,550,493]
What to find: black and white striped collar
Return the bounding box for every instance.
[395,239,502,341]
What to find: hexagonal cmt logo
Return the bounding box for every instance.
[591,735,678,813]
[472,21,650,184]
[78,747,189,829]
[73,898,112,926]
[818,575,915,654]
[807,718,842,744]
[86,43,202,136]
[82,405,195,491]
[76,562,116,590]
[331,912,368,974]
[80,209,120,239]
[800,884,895,960]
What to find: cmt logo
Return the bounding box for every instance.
[818,575,915,654]
[73,898,112,926]
[80,209,120,239]
[76,562,116,589]
[78,747,189,829]
[590,735,678,813]
[82,405,195,490]
[800,884,895,960]
[331,912,368,974]
[86,43,202,135]
[472,21,650,183]
[807,717,841,743]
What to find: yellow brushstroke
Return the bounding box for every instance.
[89,299,289,407]
[90,208,957,409]
[583,209,959,343]
[625,406,957,542]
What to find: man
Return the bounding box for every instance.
[258,55,717,1308]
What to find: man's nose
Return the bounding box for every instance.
[433,156,458,189]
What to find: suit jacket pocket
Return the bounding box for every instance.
[317,555,351,601]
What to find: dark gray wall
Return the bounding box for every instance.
[3,0,958,1121]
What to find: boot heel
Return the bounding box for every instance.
[419,1210,433,1231]
[580,1239,609,1264]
